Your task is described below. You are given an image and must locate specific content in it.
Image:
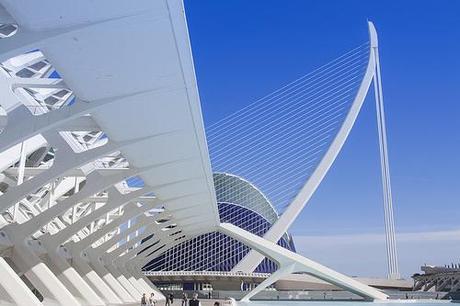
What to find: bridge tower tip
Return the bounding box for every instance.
[368,21,379,48]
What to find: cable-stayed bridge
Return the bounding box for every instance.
[0,0,394,304]
[209,27,400,280]
[150,21,400,283]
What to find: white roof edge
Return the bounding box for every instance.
[165,0,220,227]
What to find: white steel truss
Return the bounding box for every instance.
[0,0,218,305]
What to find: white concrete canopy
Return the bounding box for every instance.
[0,0,219,305]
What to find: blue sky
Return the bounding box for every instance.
[184,1,460,278]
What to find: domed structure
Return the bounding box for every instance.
[144,172,295,273]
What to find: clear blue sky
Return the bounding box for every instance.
[184,0,460,278]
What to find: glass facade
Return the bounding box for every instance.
[144,173,295,273]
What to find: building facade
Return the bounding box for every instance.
[145,173,295,273]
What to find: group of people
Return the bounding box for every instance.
[180,293,221,306]
[180,293,200,306]
[141,293,158,306]
[141,292,220,306]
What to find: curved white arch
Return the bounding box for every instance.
[233,21,379,273]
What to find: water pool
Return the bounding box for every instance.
[235,301,452,306]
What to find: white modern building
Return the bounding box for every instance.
[0,0,395,305]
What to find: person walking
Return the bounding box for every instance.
[141,293,148,306]
[149,293,156,305]
[189,293,200,306]
[181,293,188,306]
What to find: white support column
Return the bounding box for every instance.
[12,141,26,221]
[122,256,162,296]
[114,249,167,296]
[113,244,164,298]
[87,234,144,299]
[126,239,182,299]
[89,259,137,303]
[72,255,123,305]
[0,169,140,306]
[240,263,297,302]
[219,223,388,301]
[126,265,159,298]
[66,202,158,303]
[0,257,43,306]
[89,214,171,299]
[71,177,80,224]
[100,229,162,298]
[41,244,105,306]
[105,265,143,300]
[116,263,152,297]
[10,243,82,306]
[16,142,26,187]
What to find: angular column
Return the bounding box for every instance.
[106,266,142,300]
[0,257,43,306]
[67,203,157,303]
[69,207,153,303]
[11,243,81,306]
[42,245,105,306]
[89,242,144,298]
[72,256,123,305]
[125,264,156,297]
[88,258,137,303]
[41,187,156,303]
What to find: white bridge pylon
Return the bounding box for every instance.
[219,223,389,301]
[233,21,400,281]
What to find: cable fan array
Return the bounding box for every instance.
[207,42,370,214]
[145,42,371,272]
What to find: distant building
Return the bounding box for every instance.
[145,173,296,274]
[413,264,460,293]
